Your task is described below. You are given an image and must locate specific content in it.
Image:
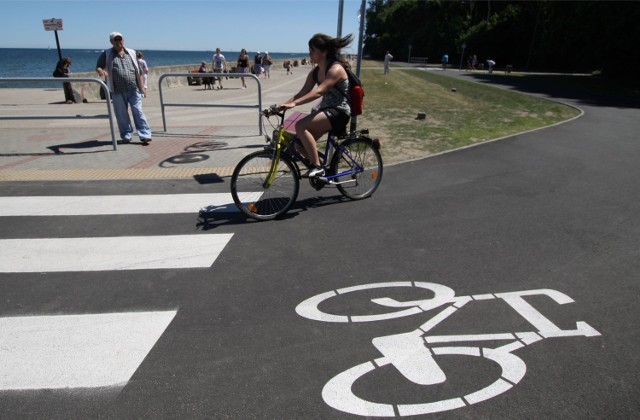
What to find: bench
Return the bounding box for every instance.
[187,70,203,86]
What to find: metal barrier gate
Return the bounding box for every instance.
[0,78,117,150]
[158,73,263,134]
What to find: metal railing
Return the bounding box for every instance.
[158,73,263,134]
[0,77,117,150]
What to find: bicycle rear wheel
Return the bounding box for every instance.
[230,150,299,221]
[330,137,383,200]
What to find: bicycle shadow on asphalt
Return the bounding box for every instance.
[195,193,349,230]
[288,193,351,214]
[158,138,263,170]
[196,210,250,230]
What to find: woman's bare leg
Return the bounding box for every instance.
[295,111,332,167]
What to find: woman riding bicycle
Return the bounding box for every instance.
[281,33,353,178]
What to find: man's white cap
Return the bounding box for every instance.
[257,51,261,54]
[265,51,268,54]
[109,32,123,41]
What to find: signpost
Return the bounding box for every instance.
[42,18,64,62]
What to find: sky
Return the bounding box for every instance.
[0,0,365,53]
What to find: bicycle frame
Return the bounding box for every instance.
[263,109,366,188]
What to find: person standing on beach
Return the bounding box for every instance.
[136,51,149,96]
[53,57,75,104]
[212,48,226,89]
[237,49,250,88]
[263,52,272,78]
[96,32,152,145]
[253,51,263,76]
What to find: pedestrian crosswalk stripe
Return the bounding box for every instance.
[0,310,177,390]
[0,193,257,216]
[0,234,234,272]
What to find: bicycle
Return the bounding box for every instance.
[296,281,601,417]
[230,105,383,221]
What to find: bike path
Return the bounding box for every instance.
[1,70,639,418]
[200,70,640,417]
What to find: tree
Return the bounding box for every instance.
[363,0,640,78]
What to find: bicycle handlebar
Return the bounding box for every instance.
[263,104,286,119]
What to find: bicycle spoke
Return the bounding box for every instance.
[230,151,299,220]
[331,138,383,200]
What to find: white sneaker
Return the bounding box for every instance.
[304,167,325,178]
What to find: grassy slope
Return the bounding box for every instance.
[356,64,580,163]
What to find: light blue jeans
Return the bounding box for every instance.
[111,87,152,140]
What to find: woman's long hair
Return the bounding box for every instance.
[308,33,353,66]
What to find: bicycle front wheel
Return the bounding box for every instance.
[330,137,383,200]
[230,150,299,221]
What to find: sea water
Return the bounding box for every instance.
[0,48,305,86]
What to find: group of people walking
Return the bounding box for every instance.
[197,49,274,90]
[235,50,273,86]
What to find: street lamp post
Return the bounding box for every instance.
[350,0,366,132]
[459,42,467,70]
[337,0,344,37]
[336,0,366,132]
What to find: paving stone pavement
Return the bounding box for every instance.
[0,68,310,182]
[0,123,265,181]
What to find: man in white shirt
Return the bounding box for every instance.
[212,48,227,90]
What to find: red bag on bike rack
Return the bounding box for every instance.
[349,80,364,116]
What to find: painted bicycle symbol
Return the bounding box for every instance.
[295,282,600,417]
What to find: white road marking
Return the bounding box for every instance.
[0,193,240,391]
[0,310,177,390]
[0,234,233,272]
[0,193,255,216]
[300,283,602,416]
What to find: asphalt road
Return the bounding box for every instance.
[1,71,639,418]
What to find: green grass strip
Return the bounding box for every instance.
[357,64,580,163]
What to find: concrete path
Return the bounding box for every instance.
[0,66,311,181]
